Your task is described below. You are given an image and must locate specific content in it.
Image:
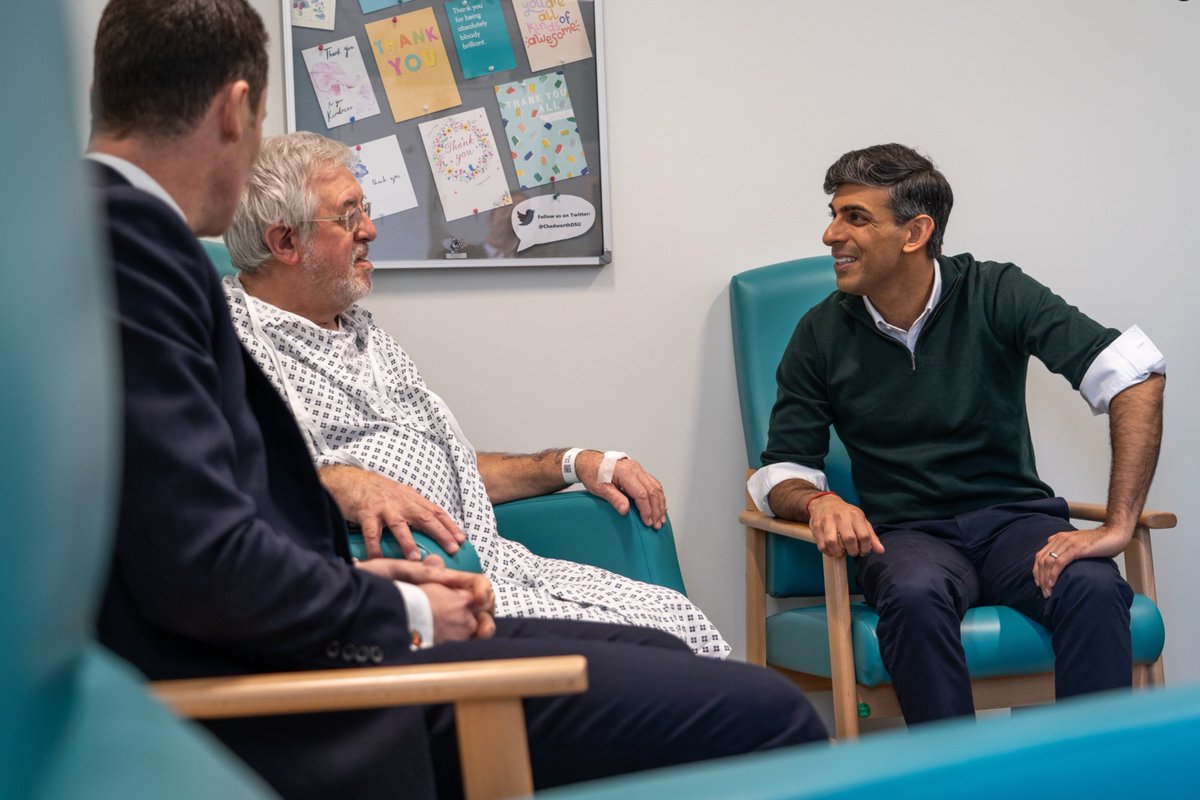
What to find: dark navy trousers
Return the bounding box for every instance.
[856,497,1134,725]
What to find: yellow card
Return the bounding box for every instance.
[365,8,461,123]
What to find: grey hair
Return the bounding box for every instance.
[823,143,953,258]
[224,131,356,274]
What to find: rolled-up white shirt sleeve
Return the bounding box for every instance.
[395,581,435,649]
[1079,325,1166,415]
[747,462,829,516]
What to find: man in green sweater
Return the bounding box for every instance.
[748,143,1166,724]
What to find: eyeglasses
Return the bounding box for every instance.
[309,200,372,233]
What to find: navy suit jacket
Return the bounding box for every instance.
[93,164,414,679]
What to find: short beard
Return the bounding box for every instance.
[301,246,371,311]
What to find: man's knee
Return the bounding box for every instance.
[869,571,970,620]
[706,663,828,747]
[1052,558,1133,612]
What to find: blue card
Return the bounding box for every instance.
[444,0,517,80]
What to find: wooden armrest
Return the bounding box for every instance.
[739,509,821,547]
[151,655,587,720]
[1066,502,1177,530]
[744,503,1178,538]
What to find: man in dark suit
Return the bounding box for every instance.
[86,2,826,797]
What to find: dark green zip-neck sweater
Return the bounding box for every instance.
[762,253,1119,525]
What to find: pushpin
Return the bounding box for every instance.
[391,16,397,23]
[488,65,494,72]
[356,144,362,151]
[349,116,356,124]
[318,44,324,51]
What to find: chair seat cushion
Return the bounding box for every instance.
[766,593,1164,687]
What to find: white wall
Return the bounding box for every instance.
[71,0,1199,682]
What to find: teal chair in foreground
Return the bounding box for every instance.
[7,10,586,798]
[730,256,1174,738]
[2,4,270,797]
[535,681,1200,800]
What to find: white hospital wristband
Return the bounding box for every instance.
[562,447,584,484]
[598,450,628,484]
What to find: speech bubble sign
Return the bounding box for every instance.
[512,194,596,253]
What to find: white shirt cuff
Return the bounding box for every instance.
[747,462,829,516]
[1079,325,1166,415]
[395,581,435,649]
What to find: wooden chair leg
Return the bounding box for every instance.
[455,697,533,800]
[745,526,768,666]
[1123,525,1166,687]
[823,553,859,739]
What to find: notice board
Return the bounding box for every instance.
[283,0,610,268]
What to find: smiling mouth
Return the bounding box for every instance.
[834,256,857,269]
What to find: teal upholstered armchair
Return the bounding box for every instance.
[6,9,587,797]
[4,5,269,797]
[730,256,1174,738]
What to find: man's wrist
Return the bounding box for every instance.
[804,491,838,519]
[395,582,435,650]
[597,450,627,483]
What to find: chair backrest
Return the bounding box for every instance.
[0,5,271,796]
[0,6,121,794]
[730,257,860,596]
[202,238,240,278]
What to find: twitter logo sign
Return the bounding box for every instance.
[512,194,596,252]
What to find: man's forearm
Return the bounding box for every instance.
[1103,373,1165,536]
[767,478,829,522]
[476,449,571,504]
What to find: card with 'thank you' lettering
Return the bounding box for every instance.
[419,107,512,222]
[365,8,461,124]
[301,35,381,129]
[494,71,587,190]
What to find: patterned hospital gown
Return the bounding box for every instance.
[222,277,731,658]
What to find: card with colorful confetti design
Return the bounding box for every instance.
[494,71,588,190]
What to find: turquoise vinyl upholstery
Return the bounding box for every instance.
[1,4,272,797]
[202,238,239,277]
[767,595,1163,687]
[535,682,1200,800]
[731,258,1164,707]
[348,530,484,573]
[495,492,688,595]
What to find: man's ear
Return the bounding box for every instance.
[901,214,935,255]
[216,80,253,142]
[263,222,302,266]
